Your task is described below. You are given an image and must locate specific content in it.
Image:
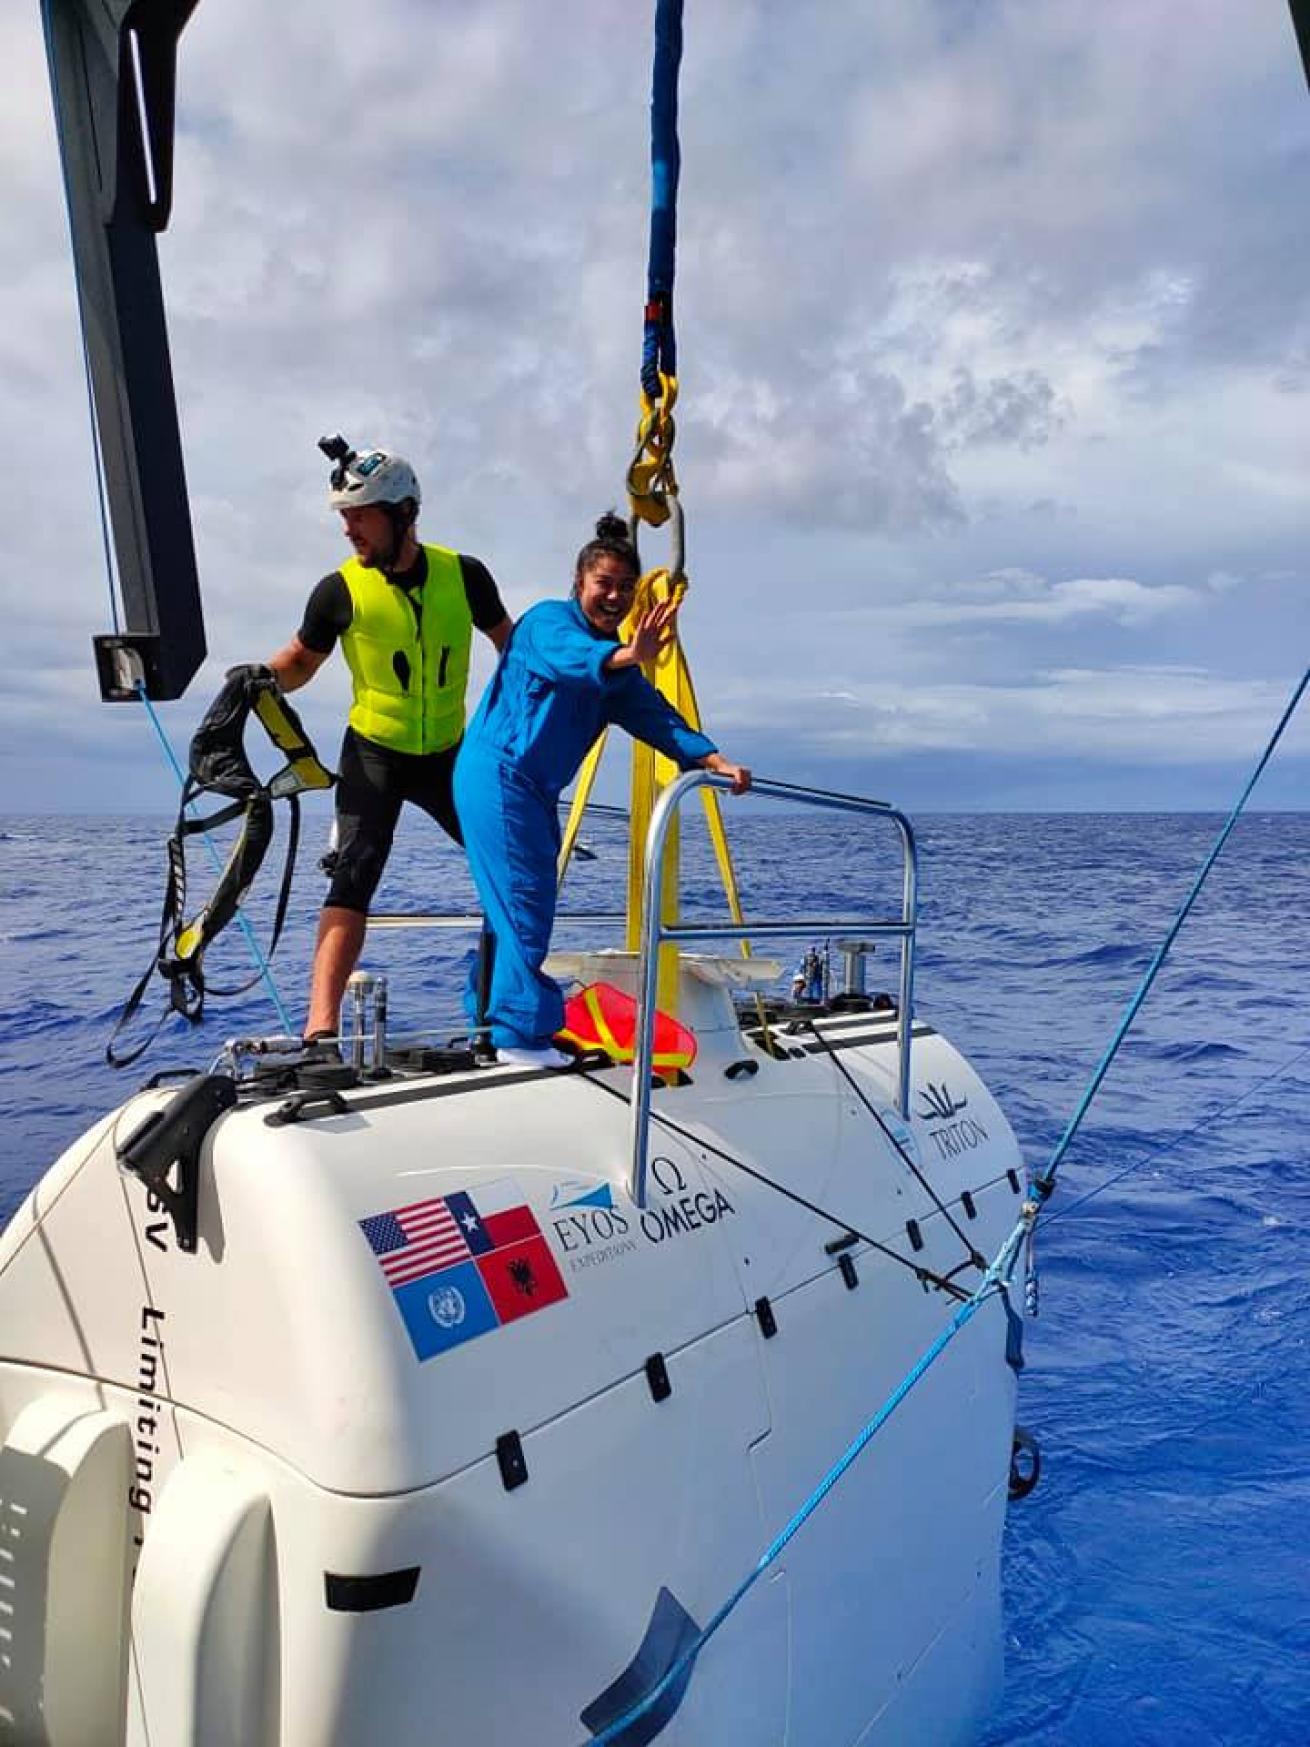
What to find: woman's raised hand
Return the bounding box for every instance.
[625,597,680,667]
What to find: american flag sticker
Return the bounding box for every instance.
[359,1183,568,1362]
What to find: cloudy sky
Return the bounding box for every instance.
[3,0,1307,812]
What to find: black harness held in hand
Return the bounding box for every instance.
[108,665,335,1068]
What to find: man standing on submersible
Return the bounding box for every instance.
[267,438,512,1043]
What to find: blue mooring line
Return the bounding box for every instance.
[42,0,292,1040]
[1049,1037,1310,1225]
[581,665,1309,1744]
[581,1262,1015,1746]
[135,685,294,1034]
[1035,664,1310,1197]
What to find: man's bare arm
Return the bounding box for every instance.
[267,636,330,693]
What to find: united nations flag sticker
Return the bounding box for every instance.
[428,1284,467,1330]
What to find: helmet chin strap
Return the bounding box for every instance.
[379,501,417,577]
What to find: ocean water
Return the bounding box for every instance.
[1,805,1307,1744]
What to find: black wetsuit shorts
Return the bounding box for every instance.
[324,726,463,913]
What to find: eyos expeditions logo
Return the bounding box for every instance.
[549,1155,736,1275]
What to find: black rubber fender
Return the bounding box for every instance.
[1009,1425,1042,1500]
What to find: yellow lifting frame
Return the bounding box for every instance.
[558,373,762,1023]
[556,576,761,1022]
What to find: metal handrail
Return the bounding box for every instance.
[629,772,918,1205]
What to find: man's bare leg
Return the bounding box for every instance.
[305,906,368,1040]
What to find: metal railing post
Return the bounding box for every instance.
[629,773,695,1206]
[894,814,918,1119]
[627,772,921,1205]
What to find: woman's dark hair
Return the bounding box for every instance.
[573,511,639,589]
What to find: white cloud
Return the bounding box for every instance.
[843,571,1209,634]
[713,666,1307,766]
[0,0,1306,810]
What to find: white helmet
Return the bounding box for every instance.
[324,444,421,513]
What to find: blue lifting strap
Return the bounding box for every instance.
[642,0,683,398]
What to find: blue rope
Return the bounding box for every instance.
[136,685,294,1033]
[580,1254,1018,1745]
[1033,665,1310,1197]
[43,1,292,1040]
[1048,1038,1310,1225]
[580,668,1309,1743]
[641,0,683,397]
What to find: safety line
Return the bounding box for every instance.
[43,0,292,1039]
[1034,666,1309,1197]
[581,669,1307,1740]
[579,1227,1020,1745]
[1047,1038,1310,1225]
[575,1069,968,1299]
[135,686,294,1032]
[803,1017,985,1270]
[43,0,293,1041]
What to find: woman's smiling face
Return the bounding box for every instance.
[576,553,638,635]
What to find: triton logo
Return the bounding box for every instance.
[916,1084,991,1161]
[917,1082,970,1122]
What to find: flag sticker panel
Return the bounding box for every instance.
[361,1196,470,1288]
[478,1236,569,1325]
[359,1184,568,1361]
[392,1261,499,1362]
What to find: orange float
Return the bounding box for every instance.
[557,981,698,1074]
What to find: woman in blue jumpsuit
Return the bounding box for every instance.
[453,514,751,1066]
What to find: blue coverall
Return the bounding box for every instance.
[453,597,716,1050]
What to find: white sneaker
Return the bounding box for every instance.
[497,1044,573,1071]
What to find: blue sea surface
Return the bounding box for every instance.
[0,806,1307,1743]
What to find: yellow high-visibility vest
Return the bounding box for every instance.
[339,545,472,754]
